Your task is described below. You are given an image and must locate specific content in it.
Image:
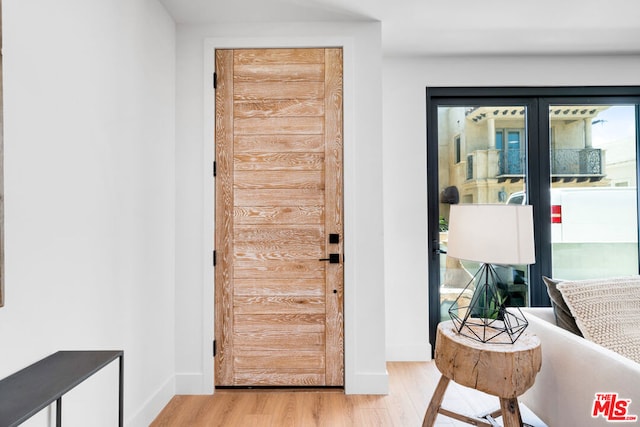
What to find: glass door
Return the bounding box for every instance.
[427,87,640,351]
[434,103,532,323]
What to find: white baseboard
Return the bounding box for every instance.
[126,375,175,427]
[386,343,432,361]
[345,370,389,395]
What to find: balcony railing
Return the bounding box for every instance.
[551,148,603,175]
[466,148,604,181]
[498,149,525,175]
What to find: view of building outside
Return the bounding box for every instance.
[437,104,637,319]
[549,105,637,279]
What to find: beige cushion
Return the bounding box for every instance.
[557,276,640,364]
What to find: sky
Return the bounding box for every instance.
[591,105,636,146]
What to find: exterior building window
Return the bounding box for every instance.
[496,128,524,175]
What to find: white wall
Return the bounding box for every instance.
[382,54,640,361]
[174,21,389,395]
[0,1,176,425]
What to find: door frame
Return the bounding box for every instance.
[426,86,640,351]
[202,37,357,394]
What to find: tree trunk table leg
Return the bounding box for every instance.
[422,375,450,427]
[499,397,523,427]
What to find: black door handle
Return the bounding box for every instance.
[433,240,446,255]
[319,254,340,264]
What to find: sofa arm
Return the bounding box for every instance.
[519,308,640,426]
[521,307,556,324]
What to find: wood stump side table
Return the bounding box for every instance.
[423,320,542,427]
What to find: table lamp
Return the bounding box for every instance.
[446,204,535,343]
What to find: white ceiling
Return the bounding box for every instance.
[158,0,640,56]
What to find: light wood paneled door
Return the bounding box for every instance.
[215,48,344,386]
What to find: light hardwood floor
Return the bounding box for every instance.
[151,362,513,427]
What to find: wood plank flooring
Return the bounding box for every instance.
[151,362,511,427]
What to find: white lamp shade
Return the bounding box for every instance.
[447,204,535,265]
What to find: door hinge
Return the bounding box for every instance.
[213,250,217,266]
[213,72,217,89]
[213,161,217,177]
[213,340,217,357]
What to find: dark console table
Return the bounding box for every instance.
[0,350,123,427]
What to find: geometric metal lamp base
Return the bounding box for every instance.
[449,263,528,344]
